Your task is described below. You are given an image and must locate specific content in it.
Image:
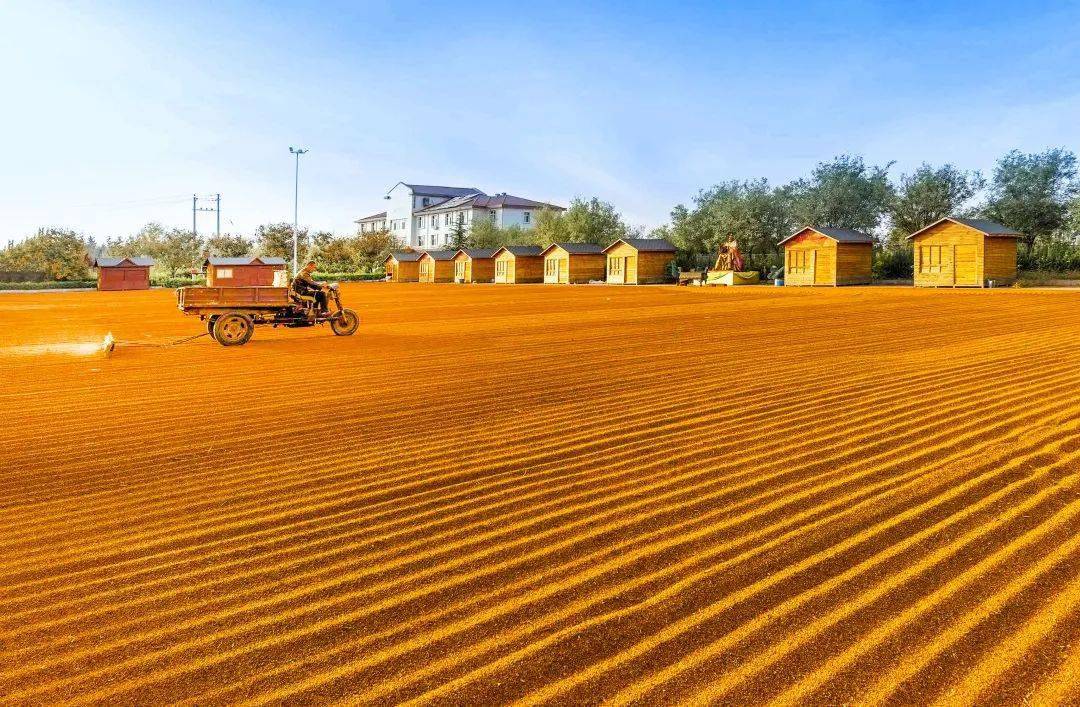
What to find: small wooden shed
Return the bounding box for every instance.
[492,246,545,284]
[779,227,873,286]
[204,256,287,287]
[603,238,676,284]
[384,251,422,282]
[93,256,154,291]
[541,243,606,284]
[453,248,497,283]
[418,250,457,283]
[907,217,1021,288]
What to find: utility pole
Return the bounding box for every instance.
[192,194,222,238]
[289,146,309,275]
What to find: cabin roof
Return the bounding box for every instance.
[420,249,458,261]
[385,251,423,262]
[456,248,498,259]
[906,216,1022,240]
[493,245,544,257]
[204,256,287,266]
[602,238,677,254]
[540,242,606,256]
[93,256,155,267]
[778,226,874,246]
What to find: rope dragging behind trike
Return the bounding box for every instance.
[102,331,210,356]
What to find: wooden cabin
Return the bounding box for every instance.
[93,256,153,291]
[453,248,497,283]
[204,256,286,287]
[384,251,422,282]
[492,246,545,284]
[907,217,1021,288]
[603,238,676,284]
[779,227,873,286]
[418,250,457,283]
[540,243,606,284]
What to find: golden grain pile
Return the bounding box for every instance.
[0,284,1078,704]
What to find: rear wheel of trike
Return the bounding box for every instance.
[330,308,359,336]
[212,313,254,346]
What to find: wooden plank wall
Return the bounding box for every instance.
[568,253,607,283]
[913,221,983,287]
[835,243,873,285]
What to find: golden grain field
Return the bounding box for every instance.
[1,283,1079,704]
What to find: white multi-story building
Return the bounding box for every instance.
[355,183,563,248]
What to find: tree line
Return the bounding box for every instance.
[654,149,1080,276]
[0,222,401,282]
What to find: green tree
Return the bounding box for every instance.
[204,233,253,258]
[107,222,203,276]
[447,218,469,250]
[984,148,1079,254]
[789,155,894,233]
[0,228,92,280]
[256,222,311,263]
[530,206,570,246]
[888,164,984,240]
[668,180,793,270]
[467,218,521,249]
[560,197,629,245]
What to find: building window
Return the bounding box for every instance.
[444,213,451,225]
[217,268,233,279]
[545,258,557,276]
[607,257,621,275]
[465,211,472,223]
[524,212,531,224]
[920,245,945,273]
[496,260,507,277]
[490,211,497,222]
[418,235,425,247]
[788,250,809,274]
[422,197,431,206]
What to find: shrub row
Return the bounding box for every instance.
[0,280,97,290]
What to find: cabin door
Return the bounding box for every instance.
[558,258,568,283]
[626,256,638,283]
[455,260,465,282]
[953,245,978,286]
[812,250,829,285]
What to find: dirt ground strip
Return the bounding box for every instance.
[1,283,1079,705]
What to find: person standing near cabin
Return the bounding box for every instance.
[292,260,328,313]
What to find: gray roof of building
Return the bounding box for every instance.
[94,256,155,267]
[906,216,1022,239]
[458,248,497,259]
[204,256,287,266]
[415,192,564,214]
[386,251,423,262]
[603,238,677,253]
[778,226,874,246]
[401,183,485,198]
[541,242,605,255]
[356,211,387,222]
[421,249,458,261]
[496,245,544,257]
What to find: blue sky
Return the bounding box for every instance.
[1,1,1078,242]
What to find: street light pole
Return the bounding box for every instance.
[289,146,309,275]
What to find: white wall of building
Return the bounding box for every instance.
[385,183,418,245]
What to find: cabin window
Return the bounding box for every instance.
[496,260,507,277]
[787,250,809,274]
[545,258,557,276]
[920,245,945,273]
[608,257,622,275]
[217,268,233,279]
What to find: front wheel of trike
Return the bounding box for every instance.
[330,308,360,336]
